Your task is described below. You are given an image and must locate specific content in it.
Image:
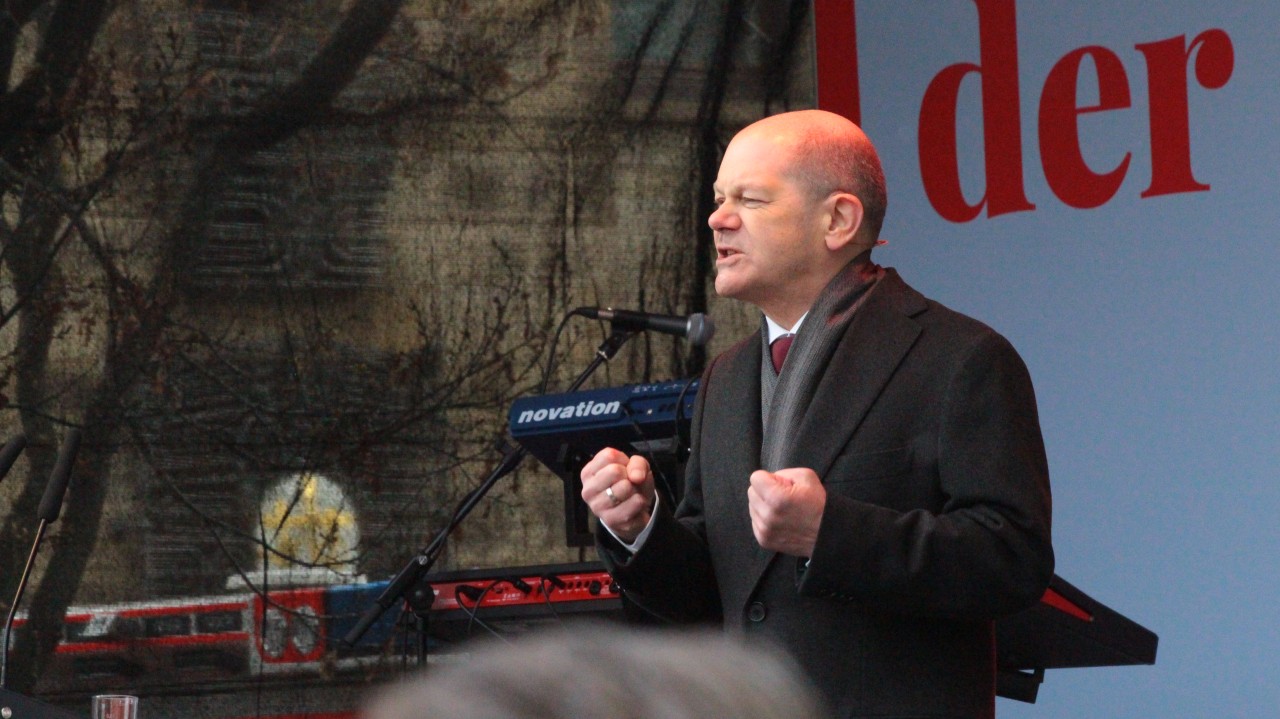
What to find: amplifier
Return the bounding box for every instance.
[414,562,628,649]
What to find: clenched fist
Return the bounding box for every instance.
[747,467,826,557]
[580,447,657,543]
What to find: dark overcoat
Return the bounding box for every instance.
[599,269,1055,719]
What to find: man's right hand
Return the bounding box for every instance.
[580,447,656,544]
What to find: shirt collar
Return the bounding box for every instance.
[765,312,807,344]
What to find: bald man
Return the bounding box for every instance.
[581,110,1054,718]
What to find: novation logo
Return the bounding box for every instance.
[814,0,1235,220]
[515,400,622,425]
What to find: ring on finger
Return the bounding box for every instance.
[604,485,620,506]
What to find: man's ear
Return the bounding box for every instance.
[824,192,865,253]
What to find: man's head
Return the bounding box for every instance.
[362,625,828,719]
[709,110,886,326]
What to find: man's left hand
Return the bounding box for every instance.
[747,467,826,557]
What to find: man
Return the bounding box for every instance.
[580,109,1054,718]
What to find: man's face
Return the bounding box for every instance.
[709,132,828,321]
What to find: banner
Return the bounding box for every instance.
[815,3,1276,718]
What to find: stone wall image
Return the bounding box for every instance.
[0,1,814,714]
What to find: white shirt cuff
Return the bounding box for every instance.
[602,494,660,553]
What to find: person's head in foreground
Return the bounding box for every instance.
[361,624,829,719]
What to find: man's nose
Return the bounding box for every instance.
[708,203,738,231]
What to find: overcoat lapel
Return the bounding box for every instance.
[701,332,772,605]
[788,271,926,478]
[742,271,927,597]
[708,332,763,474]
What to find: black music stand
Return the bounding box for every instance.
[995,574,1159,702]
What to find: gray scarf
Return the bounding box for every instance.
[759,261,884,471]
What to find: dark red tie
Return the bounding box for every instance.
[770,334,795,373]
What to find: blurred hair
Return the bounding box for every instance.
[361,624,828,719]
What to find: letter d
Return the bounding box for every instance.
[918,0,1035,221]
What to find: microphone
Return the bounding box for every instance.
[37,428,80,522]
[575,308,716,346]
[0,435,27,486]
[2,428,81,690]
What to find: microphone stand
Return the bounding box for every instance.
[1,519,52,689]
[2,430,82,719]
[340,326,637,652]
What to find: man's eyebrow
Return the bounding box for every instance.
[715,180,767,195]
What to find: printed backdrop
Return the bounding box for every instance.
[824,3,1277,718]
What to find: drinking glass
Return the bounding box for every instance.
[91,694,138,719]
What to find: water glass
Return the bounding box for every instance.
[91,695,138,719]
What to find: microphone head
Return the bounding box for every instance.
[686,313,716,347]
[38,428,82,523]
[0,435,27,481]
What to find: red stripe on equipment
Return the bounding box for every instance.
[1041,588,1093,622]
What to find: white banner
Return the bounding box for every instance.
[817,3,1276,718]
